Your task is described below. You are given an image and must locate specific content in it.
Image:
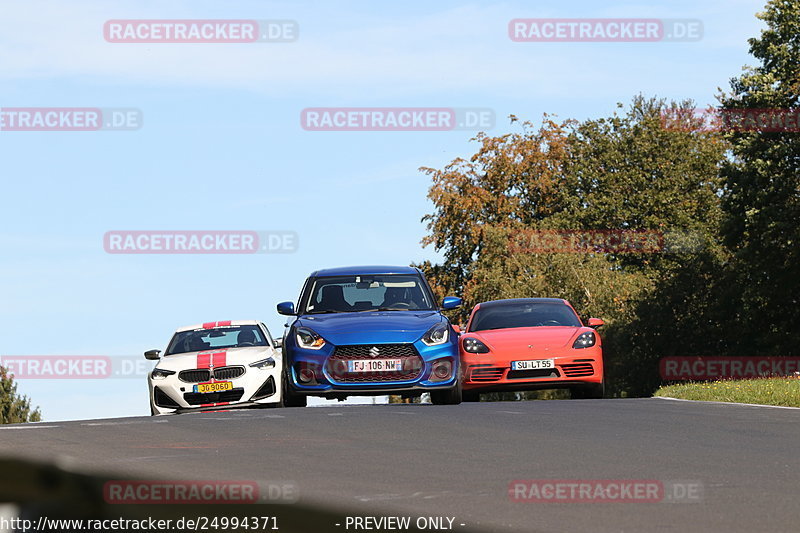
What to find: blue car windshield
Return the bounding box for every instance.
[305,275,435,313]
[469,302,582,332]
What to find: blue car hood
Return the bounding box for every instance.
[296,311,444,345]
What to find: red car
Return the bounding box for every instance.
[459,298,604,401]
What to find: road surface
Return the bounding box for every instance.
[0,398,797,532]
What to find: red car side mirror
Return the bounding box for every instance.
[587,318,605,327]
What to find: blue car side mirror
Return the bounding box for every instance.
[277,301,296,315]
[442,296,462,310]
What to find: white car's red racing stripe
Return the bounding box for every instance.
[196,350,229,407]
[202,320,232,329]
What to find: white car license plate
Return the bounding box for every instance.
[347,359,403,372]
[511,359,554,371]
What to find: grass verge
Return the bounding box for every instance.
[654,378,800,407]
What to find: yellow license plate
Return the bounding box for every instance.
[195,381,233,393]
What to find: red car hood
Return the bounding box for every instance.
[470,327,587,351]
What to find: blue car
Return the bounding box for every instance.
[276,266,463,406]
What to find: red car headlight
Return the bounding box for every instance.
[462,337,490,353]
[572,331,596,349]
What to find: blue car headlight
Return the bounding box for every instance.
[572,331,596,349]
[296,327,326,350]
[422,323,449,346]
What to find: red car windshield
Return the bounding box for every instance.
[469,302,582,331]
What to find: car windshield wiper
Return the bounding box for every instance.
[306,310,349,314]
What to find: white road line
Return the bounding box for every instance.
[0,425,59,429]
[82,419,168,426]
[497,410,523,414]
[654,396,800,410]
[263,414,285,418]
[115,454,193,462]
[327,413,343,416]
[355,490,455,502]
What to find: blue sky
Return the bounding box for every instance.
[0,0,766,420]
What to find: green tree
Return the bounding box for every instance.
[1,366,42,424]
[420,115,575,309]
[718,0,800,354]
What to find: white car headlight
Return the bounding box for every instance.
[249,357,276,369]
[151,368,176,380]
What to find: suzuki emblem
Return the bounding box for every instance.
[369,346,381,357]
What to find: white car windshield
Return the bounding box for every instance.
[166,325,268,355]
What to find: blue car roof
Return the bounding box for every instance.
[310,265,422,277]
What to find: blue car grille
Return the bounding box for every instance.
[327,344,423,383]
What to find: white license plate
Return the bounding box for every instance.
[511,359,554,371]
[347,359,403,372]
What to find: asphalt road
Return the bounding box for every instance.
[1,398,798,533]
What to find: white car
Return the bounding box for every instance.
[145,320,282,415]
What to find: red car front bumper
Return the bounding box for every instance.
[461,348,603,393]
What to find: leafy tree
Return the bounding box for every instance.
[718,0,800,355]
[418,1,799,399]
[419,116,575,309]
[1,366,42,424]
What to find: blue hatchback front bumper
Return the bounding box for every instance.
[286,338,458,395]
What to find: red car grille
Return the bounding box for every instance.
[469,366,505,382]
[560,363,594,377]
[327,344,423,383]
